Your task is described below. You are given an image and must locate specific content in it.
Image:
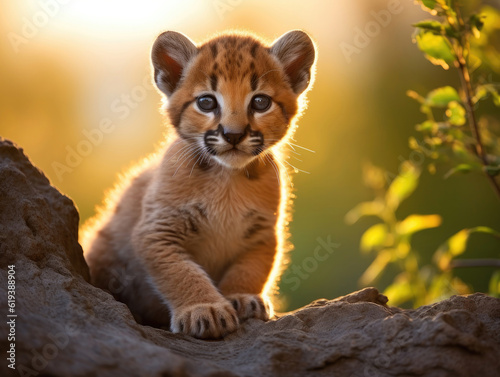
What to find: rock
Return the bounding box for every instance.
[1,138,500,377]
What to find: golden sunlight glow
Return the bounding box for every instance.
[52,0,205,35]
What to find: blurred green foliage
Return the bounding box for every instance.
[348,0,500,307]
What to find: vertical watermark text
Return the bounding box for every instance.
[7,265,17,370]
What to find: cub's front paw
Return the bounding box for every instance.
[171,301,239,339]
[226,294,271,321]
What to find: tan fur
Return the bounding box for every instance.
[81,30,316,339]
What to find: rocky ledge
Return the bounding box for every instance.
[1,138,499,377]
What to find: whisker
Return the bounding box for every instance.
[265,152,281,185]
[166,143,192,164]
[162,139,184,160]
[287,142,316,153]
[173,140,201,163]
[173,145,201,176]
[285,148,301,156]
[284,159,310,174]
[173,153,194,177]
[189,147,207,177]
[271,153,293,184]
[198,146,212,167]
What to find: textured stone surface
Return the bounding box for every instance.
[1,138,500,377]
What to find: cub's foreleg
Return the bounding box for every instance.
[132,210,239,339]
[218,235,277,321]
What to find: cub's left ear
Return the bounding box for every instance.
[270,30,316,94]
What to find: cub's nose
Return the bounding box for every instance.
[223,131,245,146]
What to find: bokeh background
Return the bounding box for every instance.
[1,0,499,311]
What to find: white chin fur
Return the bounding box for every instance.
[212,153,257,170]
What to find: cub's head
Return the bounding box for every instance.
[151,30,316,169]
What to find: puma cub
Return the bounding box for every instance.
[82,30,316,339]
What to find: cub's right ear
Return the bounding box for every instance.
[151,31,198,97]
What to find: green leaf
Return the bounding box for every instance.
[434,229,469,270]
[469,14,485,38]
[443,164,474,179]
[489,270,500,298]
[484,165,500,177]
[446,101,466,126]
[474,85,489,103]
[384,274,413,306]
[421,0,438,11]
[359,250,392,285]
[416,31,456,69]
[493,91,500,107]
[434,227,500,270]
[416,120,437,133]
[409,137,420,150]
[427,86,461,107]
[469,226,500,238]
[413,20,444,32]
[345,201,385,224]
[474,85,500,106]
[396,240,411,259]
[424,136,443,147]
[414,20,458,38]
[407,90,426,104]
[360,223,389,253]
[396,214,442,236]
[386,164,420,211]
[447,229,469,256]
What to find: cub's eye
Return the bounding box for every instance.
[251,95,271,112]
[197,95,218,112]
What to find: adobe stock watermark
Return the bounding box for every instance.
[7,265,17,371]
[213,0,243,20]
[7,0,73,54]
[51,74,156,182]
[282,236,340,291]
[340,0,403,63]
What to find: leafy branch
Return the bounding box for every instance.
[413,0,500,198]
[347,0,500,307]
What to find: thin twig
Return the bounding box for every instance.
[453,4,500,200]
[450,259,500,269]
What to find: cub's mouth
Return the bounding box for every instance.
[220,147,249,155]
[203,125,265,168]
[201,126,263,169]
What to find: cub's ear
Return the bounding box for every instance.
[151,31,198,97]
[270,30,316,94]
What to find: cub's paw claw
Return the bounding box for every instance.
[171,301,239,339]
[226,294,271,321]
